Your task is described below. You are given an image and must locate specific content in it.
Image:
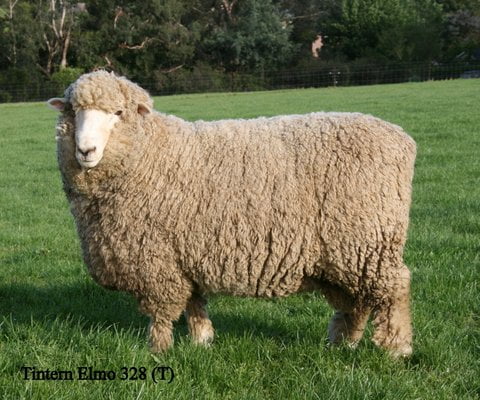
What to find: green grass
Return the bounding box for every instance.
[1,79,479,399]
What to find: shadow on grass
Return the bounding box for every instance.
[210,308,326,346]
[0,281,325,346]
[0,281,147,331]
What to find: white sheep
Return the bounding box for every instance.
[48,71,416,357]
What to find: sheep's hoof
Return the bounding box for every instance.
[149,336,173,353]
[327,311,365,347]
[191,322,215,347]
[387,344,413,359]
[372,336,413,358]
[149,340,173,353]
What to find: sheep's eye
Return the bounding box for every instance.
[114,110,123,116]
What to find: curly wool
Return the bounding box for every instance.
[64,71,153,114]
[54,71,416,356]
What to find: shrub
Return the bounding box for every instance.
[50,67,84,89]
[0,90,12,103]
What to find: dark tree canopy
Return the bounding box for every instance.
[0,0,478,95]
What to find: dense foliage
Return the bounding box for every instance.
[0,0,479,96]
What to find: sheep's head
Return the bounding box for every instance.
[48,71,153,169]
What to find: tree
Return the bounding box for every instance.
[0,0,39,69]
[326,0,443,62]
[441,0,480,60]
[0,0,479,99]
[2,0,20,66]
[275,0,339,58]
[203,0,294,73]
[35,0,85,76]
[73,0,204,80]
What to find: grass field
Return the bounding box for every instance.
[1,79,479,399]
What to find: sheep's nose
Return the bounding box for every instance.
[78,146,97,157]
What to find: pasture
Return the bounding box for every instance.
[0,79,479,399]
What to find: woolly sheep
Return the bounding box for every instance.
[47,71,416,357]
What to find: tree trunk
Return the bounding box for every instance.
[8,0,19,66]
[221,0,238,22]
[60,28,71,69]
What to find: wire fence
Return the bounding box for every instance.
[1,61,479,103]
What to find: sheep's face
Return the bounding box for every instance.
[48,99,122,169]
[73,108,121,169]
[48,71,153,170]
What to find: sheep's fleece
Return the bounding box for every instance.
[50,71,416,357]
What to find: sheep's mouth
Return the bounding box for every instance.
[76,156,101,169]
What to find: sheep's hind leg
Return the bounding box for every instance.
[371,265,412,358]
[185,293,214,346]
[319,281,370,347]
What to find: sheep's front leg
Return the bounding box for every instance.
[185,293,214,346]
[328,308,370,347]
[141,293,190,353]
[318,281,370,347]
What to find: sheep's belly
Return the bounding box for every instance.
[190,256,308,298]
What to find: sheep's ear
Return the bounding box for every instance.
[47,97,66,112]
[137,103,151,116]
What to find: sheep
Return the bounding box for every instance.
[47,70,416,357]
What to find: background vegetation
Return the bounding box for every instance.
[1,79,479,399]
[0,0,479,100]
